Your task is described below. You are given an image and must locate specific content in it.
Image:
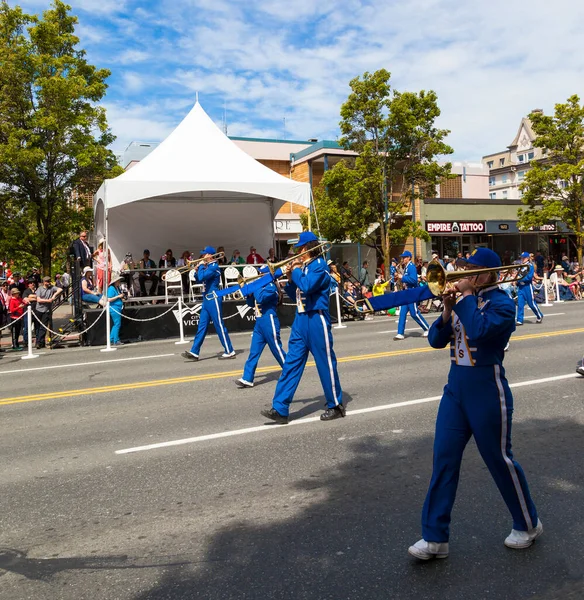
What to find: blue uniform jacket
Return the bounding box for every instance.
[246,281,279,316]
[284,256,330,312]
[402,262,419,288]
[428,286,515,367]
[516,262,534,287]
[196,262,222,295]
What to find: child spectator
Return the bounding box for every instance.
[8,289,25,349]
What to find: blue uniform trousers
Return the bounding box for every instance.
[190,296,233,355]
[397,301,429,335]
[242,312,286,383]
[110,308,122,344]
[272,310,342,417]
[516,285,543,323]
[422,364,538,542]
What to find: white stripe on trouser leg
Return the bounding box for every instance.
[270,314,285,364]
[213,296,230,351]
[319,311,339,406]
[413,303,428,331]
[494,364,534,529]
[530,286,542,318]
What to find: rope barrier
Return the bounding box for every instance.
[30,306,107,337]
[0,311,26,332]
[110,303,176,322]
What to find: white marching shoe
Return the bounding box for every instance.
[408,539,449,560]
[504,519,543,549]
[423,330,429,337]
[393,334,405,341]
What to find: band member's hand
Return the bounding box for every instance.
[455,279,475,297]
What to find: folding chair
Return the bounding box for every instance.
[242,265,259,279]
[164,269,183,304]
[189,269,205,302]
[223,266,241,298]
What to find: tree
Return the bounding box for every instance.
[518,95,584,263]
[0,1,122,275]
[310,69,453,271]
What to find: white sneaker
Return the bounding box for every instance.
[408,539,449,560]
[504,519,543,549]
[219,351,236,359]
[504,342,510,352]
[577,366,584,376]
[235,378,253,388]
[515,321,523,326]
[364,315,374,321]
[393,334,405,341]
[536,317,543,323]
[423,330,429,337]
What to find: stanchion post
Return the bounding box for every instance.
[21,305,39,360]
[554,276,564,303]
[100,301,117,352]
[175,296,189,344]
[542,272,553,306]
[334,287,347,330]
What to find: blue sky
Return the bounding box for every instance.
[19,0,584,160]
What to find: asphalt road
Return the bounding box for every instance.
[0,302,583,600]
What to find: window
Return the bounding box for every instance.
[489,192,496,199]
[489,176,496,186]
[502,190,508,198]
[527,151,534,160]
[501,174,508,184]
[499,158,505,166]
[487,160,494,169]
[518,189,523,198]
[518,154,524,162]
[518,170,526,181]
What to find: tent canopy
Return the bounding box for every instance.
[94,101,310,267]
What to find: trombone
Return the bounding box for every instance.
[236,241,332,286]
[426,260,529,296]
[161,251,225,281]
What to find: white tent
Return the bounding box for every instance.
[94,101,311,268]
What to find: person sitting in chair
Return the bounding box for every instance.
[139,249,159,298]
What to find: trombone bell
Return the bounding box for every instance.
[426,260,529,296]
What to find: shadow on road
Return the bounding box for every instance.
[125,415,583,600]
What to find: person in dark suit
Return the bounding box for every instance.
[70,231,93,268]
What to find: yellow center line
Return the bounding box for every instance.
[1,327,582,406]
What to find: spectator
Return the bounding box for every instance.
[35,276,62,349]
[561,255,570,273]
[229,250,245,266]
[0,281,8,352]
[10,273,26,294]
[431,251,443,267]
[138,250,159,298]
[159,248,176,269]
[216,247,228,266]
[60,271,71,302]
[464,251,471,260]
[340,261,352,283]
[93,238,112,293]
[358,261,371,289]
[246,246,265,265]
[70,230,93,269]
[329,262,341,286]
[81,267,102,305]
[177,251,191,268]
[29,267,41,286]
[550,266,574,300]
[534,251,544,277]
[267,248,278,263]
[22,279,37,344]
[445,256,455,272]
[372,275,390,297]
[8,288,25,349]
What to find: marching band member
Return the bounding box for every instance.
[261,231,344,424]
[394,251,429,340]
[234,281,286,388]
[182,246,235,361]
[409,248,541,561]
[515,251,543,326]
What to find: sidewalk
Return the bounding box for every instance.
[0,302,80,350]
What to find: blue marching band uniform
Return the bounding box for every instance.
[235,281,286,388]
[515,252,543,325]
[395,251,429,340]
[408,248,541,561]
[182,246,235,361]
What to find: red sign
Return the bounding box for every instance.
[426,221,486,234]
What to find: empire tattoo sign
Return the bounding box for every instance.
[426,221,486,234]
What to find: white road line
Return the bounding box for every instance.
[375,312,566,334]
[0,353,176,375]
[115,372,580,455]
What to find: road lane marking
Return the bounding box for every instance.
[0,353,176,375]
[115,372,581,454]
[2,327,584,406]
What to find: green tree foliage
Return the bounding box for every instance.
[518,95,584,262]
[0,1,122,275]
[311,69,453,269]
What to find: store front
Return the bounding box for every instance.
[426,220,490,257]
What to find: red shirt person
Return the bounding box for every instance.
[246,246,265,265]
